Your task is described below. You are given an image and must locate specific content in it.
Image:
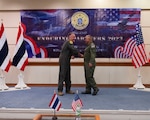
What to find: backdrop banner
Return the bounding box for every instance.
[21,9,141,58]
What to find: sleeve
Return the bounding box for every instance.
[89,43,96,64]
[68,41,79,56]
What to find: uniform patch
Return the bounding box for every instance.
[91,43,95,48]
[69,41,73,44]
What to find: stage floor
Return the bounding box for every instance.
[1,86,150,120]
[1,86,150,110]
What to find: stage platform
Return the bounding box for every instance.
[0,86,150,120]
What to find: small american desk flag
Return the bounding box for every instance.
[49,93,62,111]
[72,93,83,112]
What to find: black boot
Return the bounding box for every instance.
[92,88,99,95]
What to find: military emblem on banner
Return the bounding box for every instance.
[71,11,89,30]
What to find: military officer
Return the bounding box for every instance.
[58,32,82,96]
[81,35,99,95]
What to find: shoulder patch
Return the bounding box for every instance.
[91,43,95,48]
[69,41,73,44]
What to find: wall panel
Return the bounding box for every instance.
[0,0,150,85]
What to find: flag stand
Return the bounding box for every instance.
[15,71,29,89]
[75,106,81,120]
[52,109,57,120]
[75,90,81,120]
[0,70,9,91]
[49,90,61,120]
[133,68,145,89]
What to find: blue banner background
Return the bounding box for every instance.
[21,9,140,58]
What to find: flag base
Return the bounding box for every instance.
[75,116,81,120]
[0,72,9,91]
[133,69,145,89]
[52,116,57,120]
[15,72,29,89]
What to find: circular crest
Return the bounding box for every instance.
[71,11,89,30]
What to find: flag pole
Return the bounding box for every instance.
[52,109,57,120]
[0,69,9,91]
[0,20,9,91]
[15,70,29,89]
[76,90,78,94]
[75,90,81,120]
[52,90,57,120]
[133,67,145,89]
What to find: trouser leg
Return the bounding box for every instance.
[65,66,71,92]
[84,65,92,92]
[58,65,67,92]
[85,65,98,91]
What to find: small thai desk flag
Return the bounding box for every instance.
[49,93,62,111]
[72,93,83,112]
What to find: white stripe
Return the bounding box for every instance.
[24,37,36,55]
[132,57,138,68]
[40,48,45,58]
[0,28,10,71]
[50,95,57,108]
[1,54,10,70]
[0,31,6,51]
[136,47,145,64]
[16,51,28,69]
[55,101,61,111]
[13,26,24,56]
[140,44,148,63]
[133,47,142,68]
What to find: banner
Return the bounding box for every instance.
[21,9,141,58]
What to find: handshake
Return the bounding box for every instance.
[78,53,84,58]
[71,53,83,59]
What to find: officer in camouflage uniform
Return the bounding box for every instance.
[58,32,82,96]
[81,35,99,95]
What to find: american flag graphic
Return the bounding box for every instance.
[97,9,140,31]
[114,36,137,58]
[99,9,140,25]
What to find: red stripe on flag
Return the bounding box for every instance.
[20,58,28,71]
[132,44,148,68]
[5,61,11,72]
[49,93,56,107]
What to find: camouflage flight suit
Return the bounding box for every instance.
[84,42,98,92]
[58,40,79,93]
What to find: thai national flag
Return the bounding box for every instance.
[49,93,62,111]
[12,24,28,71]
[0,23,11,72]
